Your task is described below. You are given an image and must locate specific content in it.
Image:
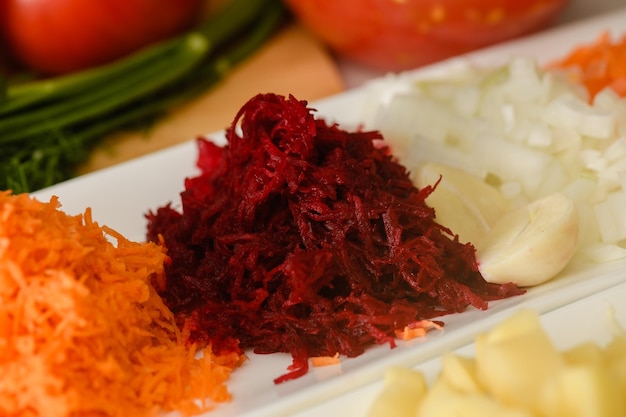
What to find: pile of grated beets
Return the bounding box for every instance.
[146,93,524,383]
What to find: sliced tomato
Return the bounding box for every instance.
[284,0,570,71]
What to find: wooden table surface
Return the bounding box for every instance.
[78,22,345,174]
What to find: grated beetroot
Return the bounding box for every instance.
[146,93,524,383]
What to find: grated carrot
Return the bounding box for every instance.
[395,327,427,341]
[310,353,340,367]
[394,320,443,341]
[0,191,245,417]
[548,31,626,100]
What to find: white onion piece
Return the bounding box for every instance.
[543,93,615,139]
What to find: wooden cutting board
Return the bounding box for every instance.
[78,23,346,174]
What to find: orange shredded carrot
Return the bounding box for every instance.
[548,31,626,100]
[394,320,443,341]
[0,191,245,417]
[310,353,340,367]
[395,326,427,341]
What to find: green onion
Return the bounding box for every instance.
[0,0,287,193]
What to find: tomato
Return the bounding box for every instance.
[283,0,570,72]
[0,0,204,75]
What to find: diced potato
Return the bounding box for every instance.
[606,356,626,413]
[367,366,427,417]
[604,335,626,363]
[603,333,626,411]
[439,352,484,395]
[417,378,533,417]
[537,364,624,417]
[481,308,545,343]
[563,341,606,367]
[475,309,563,411]
[367,309,626,417]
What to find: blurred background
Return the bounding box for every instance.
[1,0,625,193]
[336,0,626,87]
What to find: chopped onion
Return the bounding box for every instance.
[363,56,626,264]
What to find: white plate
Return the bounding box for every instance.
[32,8,626,417]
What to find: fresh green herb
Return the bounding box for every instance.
[0,0,286,193]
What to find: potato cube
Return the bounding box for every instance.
[563,341,606,367]
[537,364,623,417]
[475,309,562,410]
[367,366,427,417]
[417,378,533,417]
[439,352,484,394]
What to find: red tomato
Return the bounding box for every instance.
[0,0,204,75]
[284,0,570,72]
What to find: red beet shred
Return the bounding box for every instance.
[146,93,523,383]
